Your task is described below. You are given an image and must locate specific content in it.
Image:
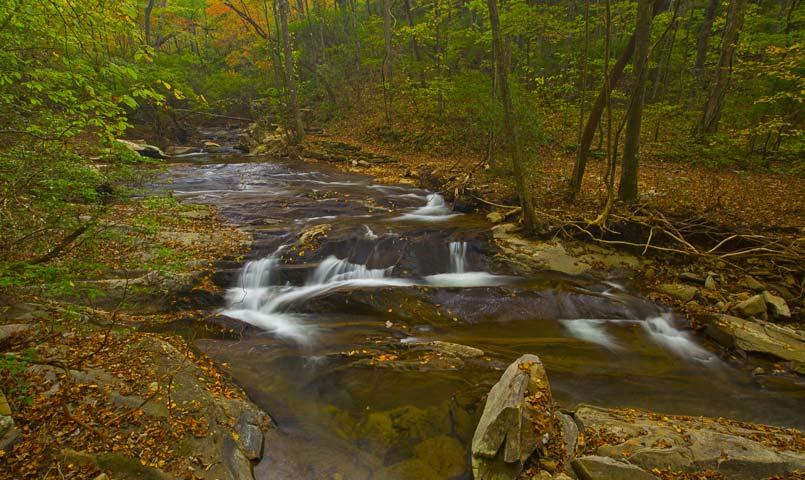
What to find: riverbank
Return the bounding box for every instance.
[243,122,803,377]
[0,189,267,479]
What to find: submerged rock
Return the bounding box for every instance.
[414,435,466,478]
[471,354,554,480]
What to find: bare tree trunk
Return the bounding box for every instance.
[487,0,537,231]
[694,0,748,135]
[279,0,305,143]
[693,0,719,85]
[381,0,393,128]
[617,0,653,202]
[568,0,666,199]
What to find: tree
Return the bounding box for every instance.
[693,0,720,86]
[381,0,394,127]
[279,0,305,142]
[487,0,537,231]
[618,0,654,202]
[694,0,749,136]
[568,0,666,200]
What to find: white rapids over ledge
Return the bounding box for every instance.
[221,239,715,364]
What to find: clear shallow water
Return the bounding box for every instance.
[159,153,804,480]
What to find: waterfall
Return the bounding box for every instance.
[449,241,467,273]
[394,193,461,222]
[424,241,514,287]
[222,253,412,342]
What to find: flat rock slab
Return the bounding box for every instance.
[572,455,658,480]
[574,404,805,480]
[0,323,33,343]
[700,313,805,372]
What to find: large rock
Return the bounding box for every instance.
[574,404,805,480]
[571,455,658,480]
[471,354,553,480]
[0,324,33,344]
[413,435,466,478]
[223,435,253,480]
[700,313,805,372]
[732,294,767,319]
[762,290,791,318]
[235,411,264,460]
[0,415,20,451]
[116,139,167,159]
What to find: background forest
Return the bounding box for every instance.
[0,0,803,269]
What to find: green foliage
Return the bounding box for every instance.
[1,350,36,407]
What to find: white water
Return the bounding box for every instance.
[425,241,515,287]
[562,314,716,362]
[223,251,413,342]
[393,194,461,222]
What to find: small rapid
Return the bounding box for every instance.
[158,150,804,480]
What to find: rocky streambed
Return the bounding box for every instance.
[123,133,802,479]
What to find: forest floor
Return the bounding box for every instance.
[0,192,269,479]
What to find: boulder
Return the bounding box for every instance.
[0,324,33,344]
[556,412,579,460]
[223,432,254,480]
[0,415,20,451]
[375,459,441,480]
[701,314,805,371]
[732,294,767,319]
[414,435,466,478]
[116,139,167,159]
[704,274,717,290]
[655,283,698,302]
[571,456,658,480]
[471,354,553,480]
[762,290,791,318]
[235,411,264,460]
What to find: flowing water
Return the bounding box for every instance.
[158,144,804,480]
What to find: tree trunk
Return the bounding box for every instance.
[144,0,156,46]
[568,0,666,199]
[487,0,537,231]
[617,0,653,202]
[694,0,748,135]
[279,0,305,143]
[693,0,719,85]
[381,0,393,127]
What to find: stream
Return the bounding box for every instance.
[158,141,804,480]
